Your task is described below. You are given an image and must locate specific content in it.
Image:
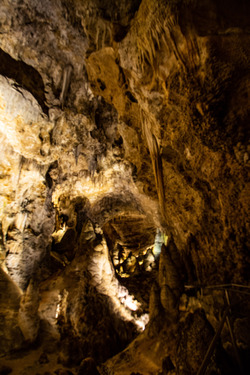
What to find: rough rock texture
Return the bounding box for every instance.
[0,0,249,374]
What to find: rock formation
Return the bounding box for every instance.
[0,0,249,374]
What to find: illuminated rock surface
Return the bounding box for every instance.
[0,0,249,374]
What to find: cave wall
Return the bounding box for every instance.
[0,0,249,374]
[85,0,250,284]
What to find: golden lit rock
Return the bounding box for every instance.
[0,1,249,374]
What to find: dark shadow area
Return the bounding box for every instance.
[0,48,48,115]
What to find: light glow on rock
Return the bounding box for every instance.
[89,234,149,332]
[153,229,168,257]
[118,286,140,312]
[55,302,60,319]
[52,176,114,205]
[52,223,66,243]
[135,314,149,331]
[0,76,52,160]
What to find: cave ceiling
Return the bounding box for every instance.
[0,0,249,374]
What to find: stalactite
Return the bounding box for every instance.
[17,155,25,186]
[140,107,167,224]
[133,0,177,75]
[60,64,73,108]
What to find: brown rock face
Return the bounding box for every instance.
[0,0,249,374]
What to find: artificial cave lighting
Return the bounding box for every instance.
[152,229,168,257]
[88,233,149,332]
[118,286,140,312]
[55,302,60,319]
[0,1,249,374]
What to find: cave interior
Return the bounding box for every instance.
[0,1,249,375]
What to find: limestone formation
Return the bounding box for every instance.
[0,0,249,374]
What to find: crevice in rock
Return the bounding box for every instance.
[0,48,48,115]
